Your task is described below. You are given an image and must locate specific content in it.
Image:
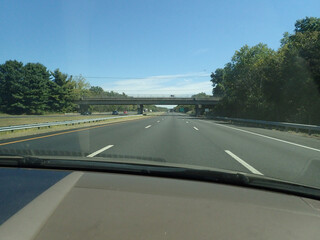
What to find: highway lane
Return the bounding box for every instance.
[0,112,319,188]
[0,113,249,172]
[99,113,249,172]
[185,117,320,187]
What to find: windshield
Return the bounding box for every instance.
[0,0,319,192]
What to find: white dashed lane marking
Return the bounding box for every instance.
[225,150,263,175]
[87,145,114,157]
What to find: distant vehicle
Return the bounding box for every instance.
[123,111,128,114]
[112,111,119,115]
[170,95,175,97]
[81,111,91,115]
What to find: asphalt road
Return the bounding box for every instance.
[0,112,319,188]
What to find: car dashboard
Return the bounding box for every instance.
[0,168,320,240]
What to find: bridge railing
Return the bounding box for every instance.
[79,96,221,100]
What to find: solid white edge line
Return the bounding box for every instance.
[225,150,263,175]
[0,172,83,240]
[193,127,199,131]
[87,145,114,157]
[200,120,320,153]
[145,125,152,129]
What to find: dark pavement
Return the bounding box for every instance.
[0,112,319,188]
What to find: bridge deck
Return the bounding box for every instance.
[75,97,220,105]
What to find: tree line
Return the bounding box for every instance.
[0,61,74,114]
[211,17,320,124]
[0,61,164,114]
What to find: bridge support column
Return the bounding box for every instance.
[195,105,200,117]
[196,104,203,117]
[138,104,144,114]
[80,104,89,114]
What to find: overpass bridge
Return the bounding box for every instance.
[75,97,221,115]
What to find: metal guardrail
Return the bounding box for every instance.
[215,117,320,134]
[0,115,142,133]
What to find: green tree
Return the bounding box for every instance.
[289,17,320,92]
[217,43,274,118]
[192,92,212,98]
[279,17,320,123]
[23,63,51,114]
[49,69,76,112]
[71,75,91,99]
[211,17,320,124]
[294,17,320,33]
[89,86,104,96]
[0,60,25,114]
[211,68,225,97]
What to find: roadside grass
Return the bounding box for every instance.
[0,114,161,140]
[0,112,163,140]
[142,112,165,116]
[285,130,320,140]
[0,112,75,118]
[195,115,320,140]
[0,113,11,117]
[0,113,132,127]
[214,119,320,140]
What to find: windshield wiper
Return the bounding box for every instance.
[0,155,320,201]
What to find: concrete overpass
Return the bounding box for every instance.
[75,97,221,115]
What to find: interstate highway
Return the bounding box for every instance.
[0,112,319,188]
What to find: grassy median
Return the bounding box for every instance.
[0,112,164,140]
[0,113,116,127]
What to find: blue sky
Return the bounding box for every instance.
[1,0,320,96]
